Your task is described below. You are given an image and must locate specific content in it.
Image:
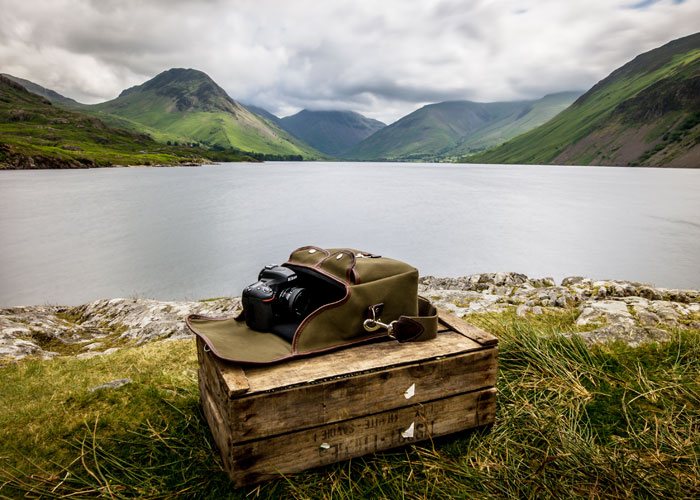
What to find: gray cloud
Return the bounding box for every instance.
[0,0,697,123]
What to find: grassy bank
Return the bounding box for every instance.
[1,308,698,499]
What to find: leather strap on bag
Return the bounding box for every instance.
[364,296,438,343]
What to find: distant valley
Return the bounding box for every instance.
[343,92,581,161]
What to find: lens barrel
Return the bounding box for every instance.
[278,287,312,317]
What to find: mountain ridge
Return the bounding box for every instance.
[278,109,386,156]
[465,32,700,167]
[0,74,254,169]
[1,73,84,108]
[83,68,323,158]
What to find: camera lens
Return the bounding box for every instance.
[279,287,313,318]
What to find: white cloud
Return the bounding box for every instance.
[0,0,697,123]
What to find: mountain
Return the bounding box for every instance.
[344,93,580,161]
[86,68,323,158]
[1,73,84,108]
[465,32,700,167]
[0,75,253,169]
[277,109,386,157]
[243,104,281,124]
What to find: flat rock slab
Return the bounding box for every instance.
[88,378,133,392]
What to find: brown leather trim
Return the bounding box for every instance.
[367,303,384,320]
[315,249,357,283]
[393,316,425,343]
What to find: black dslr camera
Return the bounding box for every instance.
[241,265,314,332]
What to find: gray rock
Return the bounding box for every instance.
[637,311,661,326]
[555,296,569,308]
[577,326,671,347]
[88,378,132,392]
[0,297,241,362]
[77,347,121,360]
[576,300,635,327]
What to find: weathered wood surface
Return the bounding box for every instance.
[226,387,497,486]
[227,346,498,441]
[438,309,499,346]
[199,375,231,461]
[231,330,486,395]
[197,338,249,397]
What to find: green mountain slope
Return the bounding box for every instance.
[446,92,581,159]
[344,94,579,161]
[278,109,386,156]
[0,75,253,169]
[87,68,323,158]
[465,32,700,167]
[1,73,84,108]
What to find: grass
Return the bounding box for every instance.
[1,308,698,499]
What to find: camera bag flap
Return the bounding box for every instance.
[186,246,438,364]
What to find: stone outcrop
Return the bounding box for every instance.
[420,273,699,347]
[0,297,240,361]
[1,274,698,362]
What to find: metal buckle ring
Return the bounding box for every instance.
[363,318,397,337]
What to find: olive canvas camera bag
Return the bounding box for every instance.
[187,246,438,364]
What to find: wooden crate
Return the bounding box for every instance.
[196,309,498,487]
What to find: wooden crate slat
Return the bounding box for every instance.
[240,330,484,394]
[197,338,250,399]
[227,387,497,486]
[438,309,499,346]
[199,376,231,458]
[228,347,498,441]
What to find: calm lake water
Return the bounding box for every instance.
[1,162,699,307]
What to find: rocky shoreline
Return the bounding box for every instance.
[1,273,698,361]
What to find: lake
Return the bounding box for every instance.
[1,162,699,307]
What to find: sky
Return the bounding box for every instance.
[0,0,698,124]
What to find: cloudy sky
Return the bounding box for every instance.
[0,0,698,124]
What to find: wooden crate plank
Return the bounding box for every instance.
[199,376,232,468]
[240,331,483,394]
[438,309,498,346]
[226,387,497,486]
[197,337,250,397]
[228,346,498,441]
[197,337,250,396]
